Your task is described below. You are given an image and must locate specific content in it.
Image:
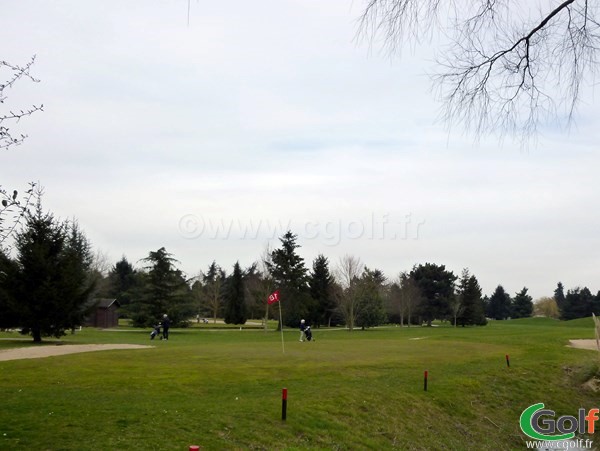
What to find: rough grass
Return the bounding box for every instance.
[0,318,598,450]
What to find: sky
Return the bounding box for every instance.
[2,1,599,300]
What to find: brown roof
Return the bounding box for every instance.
[94,298,120,309]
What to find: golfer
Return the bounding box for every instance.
[299,319,306,342]
[161,314,170,340]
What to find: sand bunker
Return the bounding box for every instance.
[0,344,153,362]
[568,339,599,351]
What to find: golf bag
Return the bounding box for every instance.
[304,326,313,341]
[150,325,161,340]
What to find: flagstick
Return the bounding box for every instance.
[278,300,285,354]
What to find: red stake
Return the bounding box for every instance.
[282,388,288,420]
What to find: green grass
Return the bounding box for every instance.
[0,318,598,450]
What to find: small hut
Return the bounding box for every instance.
[85,298,120,328]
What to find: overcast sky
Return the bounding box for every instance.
[2,1,599,300]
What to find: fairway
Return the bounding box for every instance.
[1,318,598,450]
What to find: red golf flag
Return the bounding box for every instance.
[268,290,280,305]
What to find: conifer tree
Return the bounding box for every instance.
[410,263,456,326]
[223,262,247,325]
[7,202,95,342]
[457,269,487,326]
[511,287,533,318]
[487,285,512,320]
[129,247,194,327]
[108,256,137,307]
[554,282,566,315]
[561,287,594,320]
[309,254,335,327]
[266,231,310,327]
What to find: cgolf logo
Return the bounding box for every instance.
[520,403,599,441]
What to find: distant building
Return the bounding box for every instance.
[85,298,120,328]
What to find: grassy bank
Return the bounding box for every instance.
[0,318,597,450]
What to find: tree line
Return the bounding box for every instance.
[1,204,598,342]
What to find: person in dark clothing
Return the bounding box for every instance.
[161,314,170,340]
[299,319,306,342]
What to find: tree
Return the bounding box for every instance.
[1,56,43,150]
[223,262,247,325]
[534,297,560,319]
[0,182,37,247]
[554,282,566,313]
[257,244,275,327]
[487,285,512,320]
[561,287,594,320]
[4,202,95,342]
[1,58,42,246]
[448,294,463,327]
[355,267,387,329]
[201,261,226,323]
[241,262,264,320]
[410,263,457,326]
[309,254,336,327]
[358,0,600,140]
[107,256,138,307]
[398,272,421,327]
[335,254,364,331]
[190,278,204,321]
[129,247,194,327]
[266,231,310,327]
[511,287,534,318]
[456,269,487,326]
[391,272,421,327]
[0,249,20,329]
[244,244,278,329]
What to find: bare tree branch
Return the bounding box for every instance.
[0,182,38,248]
[358,0,600,141]
[1,56,43,150]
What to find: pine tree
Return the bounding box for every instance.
[511,287,533,318]
[130,247,194,327]
[8,203,95,342]
[487,285,512,320]
[0,249,20,329]
[410,263,457,326]
[108,256,137,306]
[561,287,594,320]
[309,254,335,327]
[554,282,566,316]
[266,231,309,327]
[456,270,487,326]
[223,262,247,325]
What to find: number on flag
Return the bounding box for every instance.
[268,290,280,305]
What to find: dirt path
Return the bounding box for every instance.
[0,344,153,362]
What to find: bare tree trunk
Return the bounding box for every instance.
[335,255,363,333]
